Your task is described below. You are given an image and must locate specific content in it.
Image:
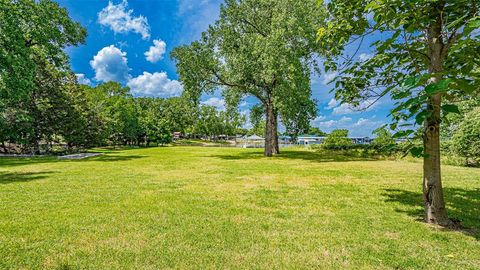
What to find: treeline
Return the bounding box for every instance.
[314,104,480,167]
[1,81,245,154]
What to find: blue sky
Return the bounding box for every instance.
[59,0,393,137]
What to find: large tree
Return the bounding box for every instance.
[317,0,480,225]
[171,0,323,156]
[0,0,86,152]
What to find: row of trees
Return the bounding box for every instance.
[1,79,246,153]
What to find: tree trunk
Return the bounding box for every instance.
[423,1,451,226]
[423,94,450,225]
[264,101,279,157]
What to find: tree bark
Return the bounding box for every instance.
[264,100,280,157]
[423,0,451,226]
[423,94,450,225]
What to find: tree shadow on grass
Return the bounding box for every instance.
[0,171,55,184]
[0,157,59,168]
[83,154,146,162]
[210,149,378,163]
[0,152,146,168]
[382,188,480,240]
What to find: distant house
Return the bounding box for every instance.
[173,132,182,140]
[236,135,265,148]
[297,135,326,146]
[296,135,373,146]
[279,135,293,144]
[349,137,373,144]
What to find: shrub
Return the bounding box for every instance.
[452,108,480,166]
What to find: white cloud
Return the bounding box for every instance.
[310,115,326,126]
[127,71,183,97]
[201,97,226,111]
[98,0,150,40]
[359,53,373,62]
[90,45,130,83]
[353,118,384,129]
[316,120,337,129]
[332,99,381,115]
[145,39,166,63]
[75,74,91,85]
[339,116,352,123]
[322,71,338,85]
[326,98,339,109]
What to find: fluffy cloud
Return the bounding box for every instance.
[359,53,373,62]
[322,71,338,85]
[332,99,381,115]
[145,39,166,63]
[201,97,226,111]
[90,45,130,83]
[310,115,326,126]
[326,98,339,109]
[353,118,384,129]
[75,74,92,85]
[127,72,183,97]
[98,0,150,39]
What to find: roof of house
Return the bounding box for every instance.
[245,135,264,140]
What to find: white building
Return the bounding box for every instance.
[296,135,373,146]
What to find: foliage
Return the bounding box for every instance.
[452,108,480,166]
[372,127,396,154]
[0,0,86,153]
[322,129,353,149]
[317,0,480,155]
[307,127,327,137]
[317,0,480,225]
[171,0,324,155]
[193,105,244,140]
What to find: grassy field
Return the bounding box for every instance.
[0,147,479,269]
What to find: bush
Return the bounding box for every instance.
[322,129,353,150]
[452,108,480,166]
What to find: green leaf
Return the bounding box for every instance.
[415,110,430,125]
[410,146,424,157]
[393,129,414,139]
[425,78,452,95]
[446,14,468,30]
[401,76,420,89]
[442,104,461,114]
[425,84,439,94]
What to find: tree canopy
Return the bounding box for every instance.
[171,0,325,156]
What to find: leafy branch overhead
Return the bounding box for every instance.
[317,0,480,226]
[317,0,480,155]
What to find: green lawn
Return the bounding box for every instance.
[1,147,479,269]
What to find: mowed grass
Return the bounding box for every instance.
[0,147,479,269]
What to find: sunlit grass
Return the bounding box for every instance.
[0,147,479,269]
